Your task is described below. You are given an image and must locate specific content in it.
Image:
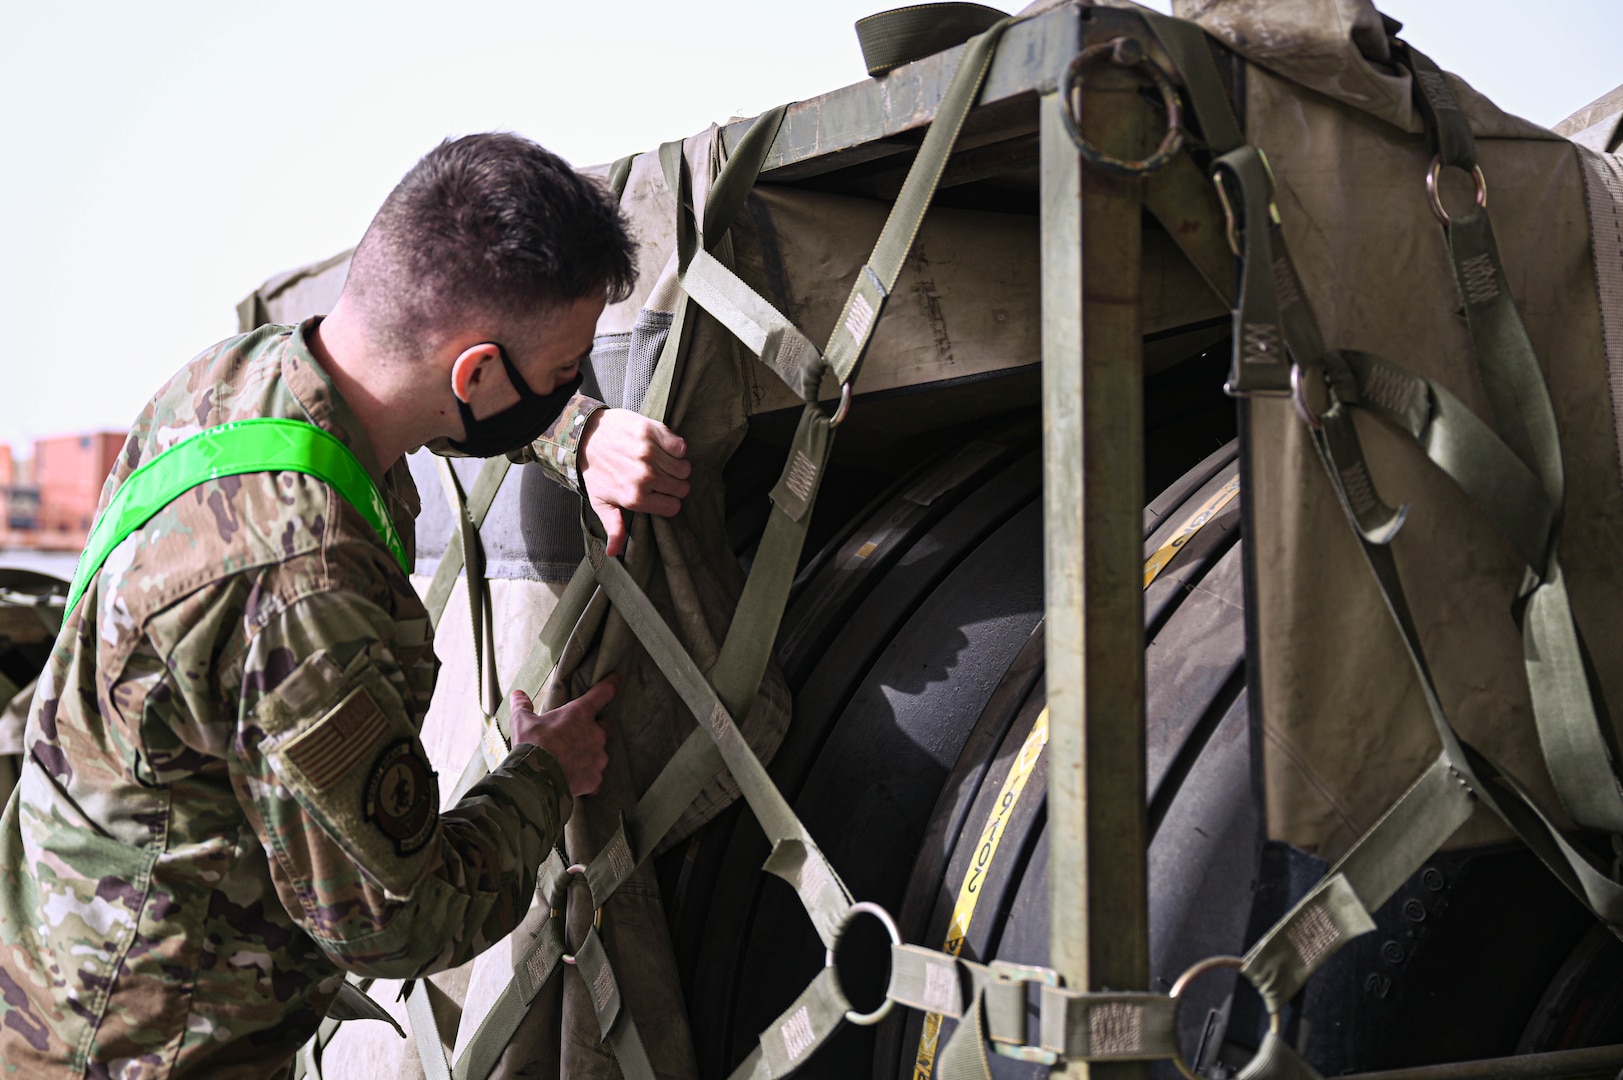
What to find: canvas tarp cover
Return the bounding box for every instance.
[1160,0,1623,861]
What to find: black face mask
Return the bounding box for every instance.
[445,345,583,458]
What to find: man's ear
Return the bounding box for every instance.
[449,344,502,404]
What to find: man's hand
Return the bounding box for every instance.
[510,676,616,798]
[578,409,691,557]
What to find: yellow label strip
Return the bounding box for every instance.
[1142,475,1241,589]
[913,707,1050,1080]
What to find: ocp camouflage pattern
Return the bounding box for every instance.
[510,392,606,493]
[0,319,569,1078]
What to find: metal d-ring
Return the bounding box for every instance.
[1060,36,1185,176]
[829,382,853,427]
[556,863,604,967]
[1168,956,1281,1080]
[824,901,902,1026]
[1290,363,1325,432]
[1425,155,1487,225]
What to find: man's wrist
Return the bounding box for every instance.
[502,742,575,832]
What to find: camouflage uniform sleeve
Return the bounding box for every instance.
[229,587,571,979]
[506,392,606,494]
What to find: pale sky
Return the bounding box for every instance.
[1,0,1619,453]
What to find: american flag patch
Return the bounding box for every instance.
[283,687,389,790]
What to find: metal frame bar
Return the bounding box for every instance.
[1040,36,1150,1080]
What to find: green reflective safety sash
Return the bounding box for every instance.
[67,418,408,615]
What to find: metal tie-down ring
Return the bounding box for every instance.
[1060,36,1185,176]
[554,863,604,967]
[824,901,903,1026]
[1167,955,1282,1080]
[1425,155,1488,226]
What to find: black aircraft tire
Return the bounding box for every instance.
[666,429,1623,1078]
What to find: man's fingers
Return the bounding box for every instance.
[650,423,688,461]
[593,495,628,557]
[578,673,620,714]
[648,473,691,500]
[510,688,534,714]
[649,444,693,480]
[638,492,683,518]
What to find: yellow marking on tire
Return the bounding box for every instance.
[1142,475,1241,589]
[913,708,1049,1080]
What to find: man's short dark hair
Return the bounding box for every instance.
[350,133,636,353]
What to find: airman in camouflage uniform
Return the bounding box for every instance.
[0,133,690,1078]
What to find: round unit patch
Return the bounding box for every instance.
[363,739,437,856]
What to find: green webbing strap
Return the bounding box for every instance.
[726,968,851,1080]
[1237,1034,1320,1080]
[566,12,1018,933]
[424,456,510,627]
[574,929,659,1080]
[445,557,598,805]
[826,17,1013,387]
[1340,352,1554,569]
[1141,12,1243,155]
[667,108,825,401]
[435,459,501,724]
[445,853,570,1080]
[854,3,1006,77]
[1241,754,1475,1011]
[590,544,855,944]
[711,13,1014,720]
[406,979,454,1080]
[66,418,407,616]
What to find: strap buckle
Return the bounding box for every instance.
[987,961,1063,1065]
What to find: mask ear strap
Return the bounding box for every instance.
[494,345,542,403]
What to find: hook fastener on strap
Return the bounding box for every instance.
[825,901,902,1025]
[1425,156,1487,225]
[555,863,604,966]
[1290,363,1325,431]
[1061,36,1184,176]
[1167,956,1280,1080]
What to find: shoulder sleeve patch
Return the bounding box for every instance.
[364,738,437,856]
[283,686,390,790]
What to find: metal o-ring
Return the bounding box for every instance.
[556,863,603,967]
[824,901,903,1026]
[1167,956,1280,1080]
[1425,156,1487,225]
[1060,36,1185,177]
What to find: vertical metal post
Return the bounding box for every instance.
[1040,61,1148,1079]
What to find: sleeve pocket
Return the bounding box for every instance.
[256,652,440,902]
